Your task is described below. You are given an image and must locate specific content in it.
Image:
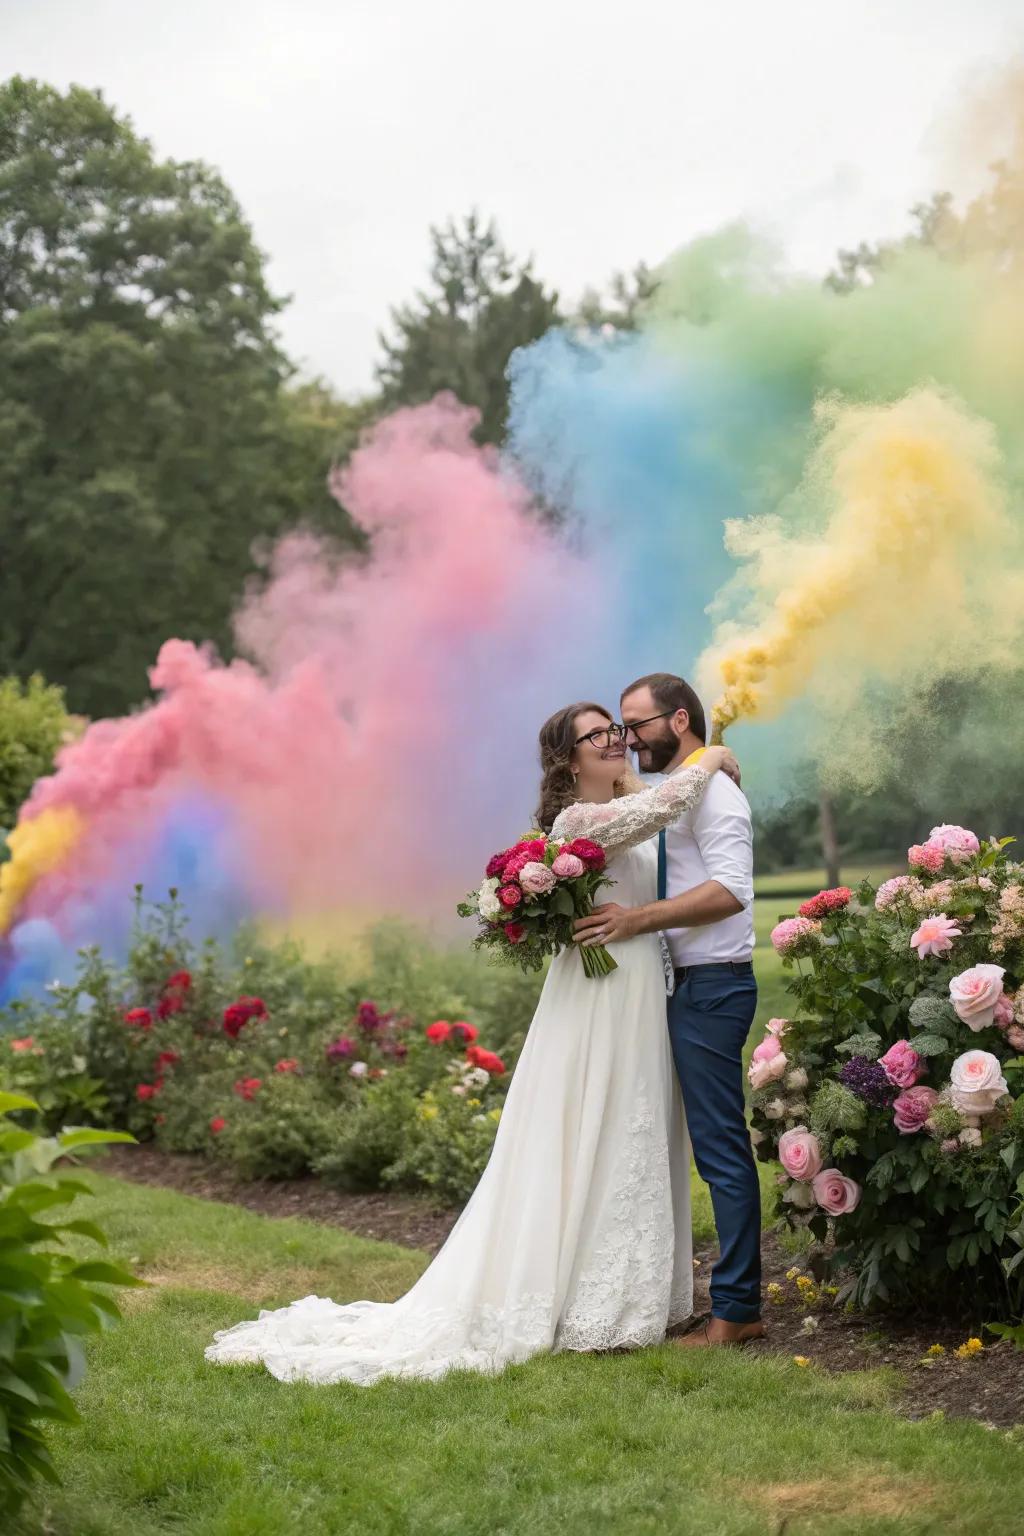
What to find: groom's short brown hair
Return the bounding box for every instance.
[621,672,707,744]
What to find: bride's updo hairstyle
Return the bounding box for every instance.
[535,701,613,833]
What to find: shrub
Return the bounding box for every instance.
[752,827,1024,1317]
[0,1091,139,1516]
[214,1075,338,1180]
[0,674,75,832]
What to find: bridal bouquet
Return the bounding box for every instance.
[457,833,617,978]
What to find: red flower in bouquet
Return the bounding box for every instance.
[223,996,268,1038]
[799,887,852,920]
[426,1020,452,1043]
[234,1076,262,1100]
[209,1115,226,1135]
[136,1082,159,1101]
[451,1021,479,1045]
[466,1045,506,1076]
[503,922,526,944]
[561,837,606,872]
[124,1007,153,1030]
[498,885,523,909]
[486,848,514,879]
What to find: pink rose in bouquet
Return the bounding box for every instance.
[893,1085,939,1134]
[778,1125,823,1181]
[949,1049,1008,1115]
[811,1168,861,1216]
[498,885,523,909]
[928,824,981,863]
[879,1039,924,1088]
[551,851,585,879]
[910,914,962,958]
[766,1017,789,1037]
[519,861,557,896]
[948,964,1006,1030]
[994,993,1015,1029]
[560,837,606,872]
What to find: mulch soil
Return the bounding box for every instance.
[101,1144,1024,1428]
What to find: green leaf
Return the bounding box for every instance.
[0,1090,38,1116]
[909,1033,950,1057]
[57,1128,136,1151]
[68,1261,143,1287]
[835,1031,882,1059]
[908,996,958,1034]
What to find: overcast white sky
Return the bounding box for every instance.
[3,1,1022,395]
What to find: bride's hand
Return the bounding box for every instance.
[700,745,741,785]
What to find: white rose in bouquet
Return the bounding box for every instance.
[949,1049,1008,1116]
[477,877,502,921]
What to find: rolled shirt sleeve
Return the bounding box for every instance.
[690,776,755,909]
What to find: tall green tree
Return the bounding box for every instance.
[376,212,561,443]
[0,78,361,718]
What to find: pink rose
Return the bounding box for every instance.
[748,1047,787,1091]
[879,1039,924,1089]
[778,1125,823,1181]
[1006,1025,1024,1052]
[949,964,1006,1030]
[949,1049,1008,1115]
[910,913,962,958]
[766,1017,789,1037]
[551,851,585,879]
[908,841,946,873]
[519,861,557,896]
[893,1085,939,1134]
[928,824,980,863]
[811,1168,862,1216]
[752,1035,783,1064]
[994,993,1015,1029]
[498,884,523,909]
[770,917,822,956]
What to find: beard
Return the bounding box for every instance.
[632,726,678,775]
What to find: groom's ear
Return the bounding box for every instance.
[671,707,690,740]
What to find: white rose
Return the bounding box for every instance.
[764,1098,787,1120]
[785,1068,809,1091]
[950,1049,1007,1096]
[958,1126,983,1148]
[464,1067,490,1089]
[349,1061,369,1078]
[477,877,502,921]
[783,1181,816,1209]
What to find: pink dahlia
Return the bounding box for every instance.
[910,913,962,959]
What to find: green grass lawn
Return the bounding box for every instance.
[12,1174,1021,1536]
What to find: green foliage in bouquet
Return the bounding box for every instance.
[0,1092,139,1516]
[752,828,1024,1318]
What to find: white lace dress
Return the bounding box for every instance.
[205,765,711,1385]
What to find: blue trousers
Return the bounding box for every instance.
[667,963,761,1323]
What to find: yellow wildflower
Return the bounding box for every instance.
[954,1337,983,1360]
[419,1104,438,1122]
[766,1282,784,1303]
[926,1344,945,1358]
[786,1267,802,1281]
[488,1107,502,1123]
[793,1355,811,1367]
[467,1098,481,1108]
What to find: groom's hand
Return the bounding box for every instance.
[574,903,639,946]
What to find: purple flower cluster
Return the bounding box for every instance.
[326,1035,355,1062]
[839,1055,897,1108]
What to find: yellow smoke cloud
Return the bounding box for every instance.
[0,808,85,935]
[700,387,1023,745]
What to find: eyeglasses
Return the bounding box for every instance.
[574,723,627,749]
[623,710,676,739]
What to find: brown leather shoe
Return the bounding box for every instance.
[673,1316,765,1349]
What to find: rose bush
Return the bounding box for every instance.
[754,827,1024,1316]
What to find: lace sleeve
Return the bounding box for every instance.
[551,767,711,857]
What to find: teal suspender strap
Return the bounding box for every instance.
[657,829,667,902]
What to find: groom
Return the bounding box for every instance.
[574,672,763,1346]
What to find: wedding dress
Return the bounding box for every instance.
[205,765,711,1385]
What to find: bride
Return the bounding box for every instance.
[205,701,735,1384]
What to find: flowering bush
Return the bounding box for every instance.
[754,828,1024,1316]
[458,831,617,978]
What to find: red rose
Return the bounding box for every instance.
[274,1058,299,1073]
[223,996,267,1038]
[486,848,513,879]
[157,992,185,1020]
[123,1008,153,1030]
[451,1021,479,1045]
[156,1050,180,1070]
[426,1021,453,1044]
[136,1082,159,1101]
[498,884,523,909]
[798,887,853,920]
[165,970,192,993]
[501,852,533,881]
[233,1076,262,1100]
[562,838,606,872]
[209,1116,226,1135]
[503,922,526,944]
[466,1045,506,1075]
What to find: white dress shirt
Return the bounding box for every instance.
[662,769,755,967]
